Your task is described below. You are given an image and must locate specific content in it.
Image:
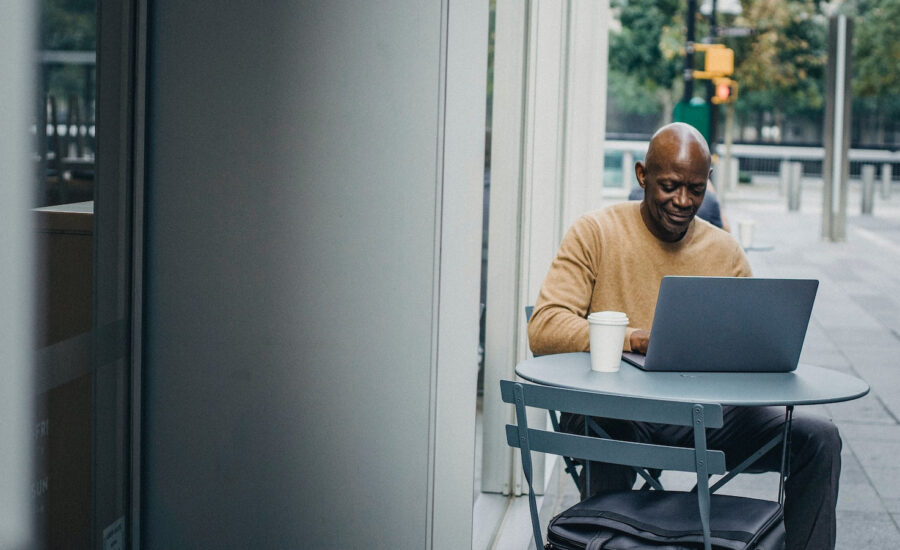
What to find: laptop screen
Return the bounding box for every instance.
[627,277,818,372]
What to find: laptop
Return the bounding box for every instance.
[622,276,818,372]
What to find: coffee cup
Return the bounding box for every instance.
[738,219,755,249]
[587,311,629,372]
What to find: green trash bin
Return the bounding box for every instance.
[673,98,710,144]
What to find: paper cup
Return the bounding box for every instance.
[738,219,755,249]
[588,311,629,372]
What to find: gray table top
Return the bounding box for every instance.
[515,352,870,407]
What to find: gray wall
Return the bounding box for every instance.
[143,2,486,548]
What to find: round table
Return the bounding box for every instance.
[515,352,870,406]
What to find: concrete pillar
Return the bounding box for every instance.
[788,162,803,211]
[822,14,853,241]
[861,164,875,215]
[882,162,892,199]
[718,152,730,195]
[142,2,488,548]
[622,150,634,192]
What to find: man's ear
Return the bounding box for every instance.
[635,161,647,188]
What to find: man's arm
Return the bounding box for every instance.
[528,216,600,355]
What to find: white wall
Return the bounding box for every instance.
[142,2,486,548]
[0,2,35,547]
[482,0,608,496]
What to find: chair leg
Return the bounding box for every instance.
[778,405,794,505]
[692,405,713,550]
[515,384,544,549]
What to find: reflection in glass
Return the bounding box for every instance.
[32,1,131,548]
[37,0,96,208]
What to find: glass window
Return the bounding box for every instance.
[32,1,133,547]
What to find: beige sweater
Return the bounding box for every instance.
[528,201,752,355]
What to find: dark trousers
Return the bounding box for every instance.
[561,407,842,550]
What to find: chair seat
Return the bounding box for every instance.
[547,491,784,550]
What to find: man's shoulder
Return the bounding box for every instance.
[693,216,730,241]
[691,217,744,256]
[578,201,640,230]
[558,203,640,258]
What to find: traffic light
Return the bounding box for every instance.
[712,77,738,104]
[705,46,734,76]
[692,44,736,80]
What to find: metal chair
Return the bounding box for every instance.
[524,306,663,493]
[501,379,785,550]
[524,306,584,489]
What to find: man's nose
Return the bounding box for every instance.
[673,187,690,208]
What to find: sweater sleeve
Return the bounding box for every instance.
[528,216,598,355]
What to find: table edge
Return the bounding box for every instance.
[514,354,871,407]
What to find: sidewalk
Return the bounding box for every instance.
[505,178,900,550]
[723,179,900,549]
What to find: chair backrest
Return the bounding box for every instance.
[501,379,726,549]
[501,380,725,474]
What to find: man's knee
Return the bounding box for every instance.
[792,414,842,462]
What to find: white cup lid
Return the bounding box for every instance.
[587,310,629,324]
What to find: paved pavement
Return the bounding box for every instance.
[722,178,900,549]
[516,177,900,549]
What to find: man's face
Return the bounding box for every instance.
[636,142,710,242]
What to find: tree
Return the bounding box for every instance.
[41,0,95,51]
[850,0,900,100]
[730,0,827,138]
[39,0,96,124]
[607,0,684,128]
[848,0,900,143]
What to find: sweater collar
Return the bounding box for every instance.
[632,201,697,248]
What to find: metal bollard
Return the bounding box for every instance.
[730,157,739,192]
[787,162,802,211]
[778,160,790,196]
[882,162,892,199]
[861,164,875,215]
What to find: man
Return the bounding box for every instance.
[527,123,841,550]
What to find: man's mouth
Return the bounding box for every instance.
[666,210,693,223]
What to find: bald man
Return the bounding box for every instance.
[528,123,842,550]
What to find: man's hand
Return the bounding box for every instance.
[629,329,650,354]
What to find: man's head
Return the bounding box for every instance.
[635,123,712,242]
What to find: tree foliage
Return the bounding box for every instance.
[39,0,96,122]
[41,0,95,51]
[607,0,828,120]
[608,0,900,143]
[850,0,900,98]
[848,0,900,118]
[607,0,683,117]
[731,0,826,117]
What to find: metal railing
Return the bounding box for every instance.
[603,140,900,201]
